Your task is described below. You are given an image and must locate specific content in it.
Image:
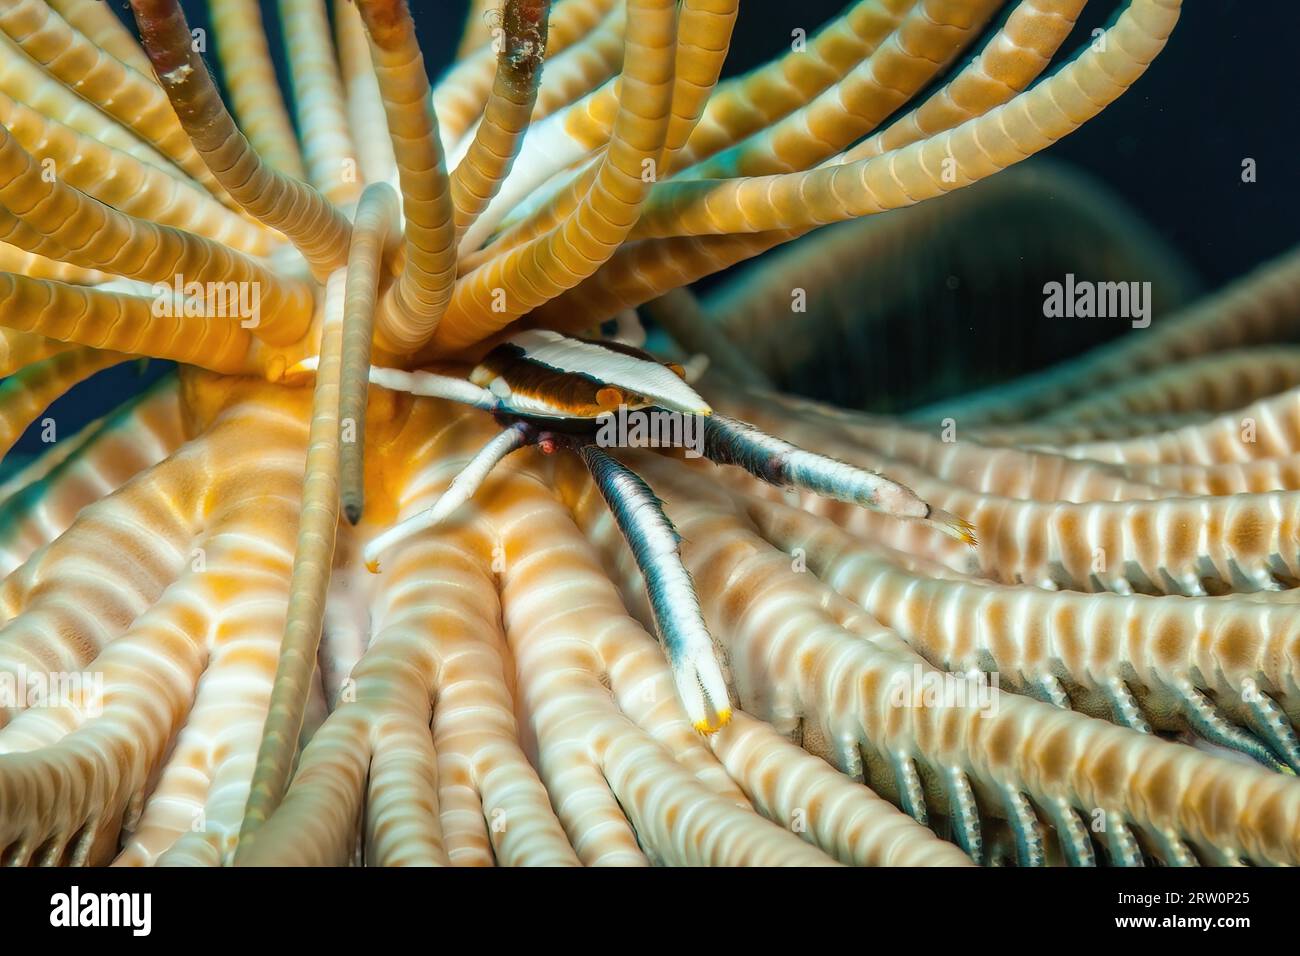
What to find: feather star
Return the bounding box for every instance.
[4,0,1300,870]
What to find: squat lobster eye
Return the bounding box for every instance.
[596,386,624,410]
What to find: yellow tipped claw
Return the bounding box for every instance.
[365,558,381,574]
[929,508,978,548]
[693,708,732,736]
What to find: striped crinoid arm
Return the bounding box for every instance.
[843,0,1089,162]
[505,0,921,215]
[209,0,307,180]
[101,384,312,866]
[631,0,1182,240]
[449,0,552,235]
[0,0,233,202]
[114,486,303,867]
[928,244,1300,427]
[0,87,270,257]
[334,0,397,185]
[540,0,739,170]
[0,30,186,180]
[0,328,75,378]
[46,0,155,77]
[234,425,579,865]
[0,274,252,374]
[527,1,624,124]
[453,0,728,259]
[1024,347,1300,427]
[719,391,1300,596]
[337,183,401,524]
[0,122,314,346]
[0,381,183,577]
[660,0,739,173]
[276,0,360,204]
[959,484,1300,597]
[969,412,1214,450]
[0,208,66,261]
[675,0,917,168]
[682,0,1005,180]
[354,0,458,352]
[709,711,974,865]
[1060,387,1300,466]
[529,0,1169,329]
[579,452,1300,866]
[127,0,353,280]
[749,495,1300,774]
[239,271,348,842]
[0,242,108,284]
[462,0,737,264]
[435,0,615,146]
[1064,374,1300,493]
[0,393,311,865]
[429,0,678,356]
[0,416,207,650]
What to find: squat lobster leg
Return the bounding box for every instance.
[579,444,732,735]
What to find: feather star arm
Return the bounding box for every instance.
[675,0,914,168]
[209,0,307,179]
[0,0,233,204]
[435,0,615,147]
[429,0,678,356]
[683,0,1004,180]
[46,0,156,77]
[0,273,251,373]
[845,0,1089,162]
[338,182,401,525]
[128,0,354,281]
[0,87,270,258]
[0,30,186,182]
[631,0,1181,240]
[528,1,625,126]
[238,269,348,846]
[335,0,397,186]
[277,0,360,204]
[0,122,313,345]
[450,0,551,236]
[356,0,458,352]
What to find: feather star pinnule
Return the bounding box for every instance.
[7,0,1300,869]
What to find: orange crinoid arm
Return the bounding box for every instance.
[355,0,458,352]
[428,0,678,356]
[128,0,353,280]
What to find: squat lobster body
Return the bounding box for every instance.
[299,329,974,734]
[470,329,710,420]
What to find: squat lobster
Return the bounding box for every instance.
[295,329,975,734]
